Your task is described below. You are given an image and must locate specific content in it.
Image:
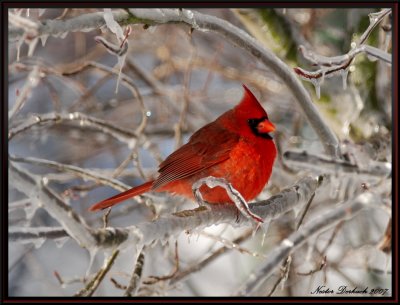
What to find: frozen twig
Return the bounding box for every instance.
[236,191,381,296]
[9,10,132,42]
[9,112,137,144]
[9,162,97,249]
[170,230,253,284]
[9,155,131,192]
[124,250,146,296]
[75,249,120,297]
[9,65,41,120]
[294,9,391,97]
[283,150,391,177]
[9,226,68,242]
[9,8,340,157]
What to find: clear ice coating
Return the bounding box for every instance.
[311,77,321,99]
[341,68,349,90]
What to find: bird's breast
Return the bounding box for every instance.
[191,138,276,203]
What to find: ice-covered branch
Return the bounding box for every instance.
[9,155,131,192]
[89,175,320,250]
[9,226,68,242]
[9,10,133,41]
[294,9,391,98]
[9,159,319,251]
[9,8,340,157]
[283,150,391,177]
[236,191,381,296]
[9,112,137,144]
[9,162,97,249]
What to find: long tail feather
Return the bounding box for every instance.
[89,181,154,211]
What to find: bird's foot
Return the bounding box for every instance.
[192,176,264,224]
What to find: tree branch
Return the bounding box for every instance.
[236,191,381,296]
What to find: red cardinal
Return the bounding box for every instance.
[89,85,277,215]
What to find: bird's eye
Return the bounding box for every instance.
[247,118,257,126]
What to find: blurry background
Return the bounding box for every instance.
[8,8,392,296]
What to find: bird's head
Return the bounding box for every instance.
[233,84,276,140]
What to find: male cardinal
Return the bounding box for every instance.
[89,84,277,218]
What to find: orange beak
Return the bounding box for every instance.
[257,119,276,133]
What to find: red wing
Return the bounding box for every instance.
[152,123,239,190]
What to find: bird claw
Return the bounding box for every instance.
[192,176,264,224]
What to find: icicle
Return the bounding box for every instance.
[40,34,49,47]
[39,9,46,16]
[16,35,25,62]
[114,54,126,94]
[341,68,349,90]
[261,232,267,247]
[259,220,271,237]
[311,78,321,99]
[27,37,39,57]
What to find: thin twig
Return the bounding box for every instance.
[75,249,120,297]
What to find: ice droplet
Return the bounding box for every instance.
[183,9,194,20]
[146,111,152,117]
[54,236,69,248]
[114,54,127,94]
[27,37,39,57]
[33,237,46,249]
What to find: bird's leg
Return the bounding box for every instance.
[192,176,264,224]
[192,178,212,210]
